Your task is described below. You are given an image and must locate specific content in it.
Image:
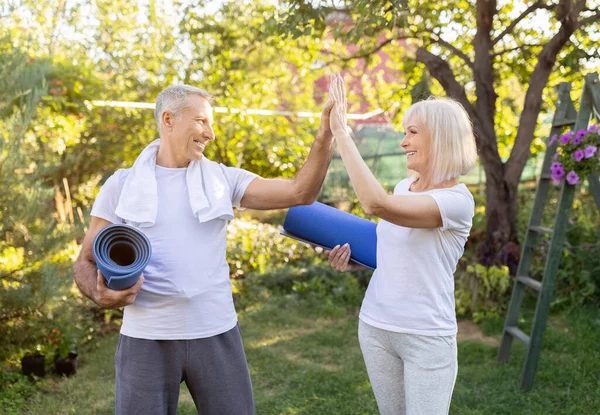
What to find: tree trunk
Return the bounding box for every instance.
[478,166,521,274]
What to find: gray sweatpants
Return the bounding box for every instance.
[115,324,255,415]
[358,320,457,415]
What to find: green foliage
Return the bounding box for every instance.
[0,370,39,415]
[180,0,327,177]
[227,217,316,278]
[273,0,600,156]
[540,198,600,309]
[0,0,333,371]
[235,262,369,314]
[0,38,82,366]
[274,0,599,252]
[467,182,600,313]
[455,263,512,322]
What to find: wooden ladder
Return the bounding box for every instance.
[497,73,600,390]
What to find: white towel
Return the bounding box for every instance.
[115,139,234,227]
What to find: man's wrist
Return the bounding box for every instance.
[89,284,105,308]
[316,127,334,142]
[90,290,101,307]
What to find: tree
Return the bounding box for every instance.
[275,0,600,267]
[178,0,327,177]
[0,35,59,343]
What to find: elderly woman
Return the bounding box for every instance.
[326,73,478,415]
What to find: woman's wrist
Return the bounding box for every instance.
[333,127,351,140]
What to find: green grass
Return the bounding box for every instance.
[15,299,600,414]
[452,306,600,415]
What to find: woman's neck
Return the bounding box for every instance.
[410,176,458,192]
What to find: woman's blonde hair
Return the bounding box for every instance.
[402,97,478,184]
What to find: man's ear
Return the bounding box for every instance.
[162,111,173,130]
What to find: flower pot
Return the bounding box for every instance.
[21,353,46,377]
[54,352,78,377]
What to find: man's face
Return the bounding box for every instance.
[166,95,215,162]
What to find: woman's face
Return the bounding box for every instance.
[400,118,432,175]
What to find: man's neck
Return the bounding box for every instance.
[156,142,190,168]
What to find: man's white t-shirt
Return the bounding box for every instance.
[359,178,475,336]
[90,164,257,340]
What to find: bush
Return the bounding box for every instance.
[455,263,512,322]
[525,190,600,309]
[226,217,317,278]
[233,262,370,314]
[0,371,38,415]
[465,183,600,314]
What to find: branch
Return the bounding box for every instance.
[341,35,416,61]
[580,11,600,27]
[492,1,555,46]
[505,0,587,186]
[472,0,498,135]
[491,43,544,58]
[415,48,470,107]
[416,46,505,175]
[0,2,22,19]
[426,30,474,69]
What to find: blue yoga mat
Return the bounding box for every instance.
[282,202,377,270]
[92,224,152,290]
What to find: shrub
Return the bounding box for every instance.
[226,217,317,278]
[455,263,512,322]
[233,262,370,313]
[0,371,38,415]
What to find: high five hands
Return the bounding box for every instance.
[328,72,351,138]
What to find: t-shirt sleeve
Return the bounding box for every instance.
[219,164,259,209]
[90,172,121,224]
[430,187,475,232]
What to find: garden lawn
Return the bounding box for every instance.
[17,299,600,414]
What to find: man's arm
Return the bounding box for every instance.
[73,216,144,309]
[240,99,335,210]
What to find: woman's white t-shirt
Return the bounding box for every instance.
[359,178,475,336]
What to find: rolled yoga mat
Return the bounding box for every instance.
[92,224,152,290]
[282,202,377,270]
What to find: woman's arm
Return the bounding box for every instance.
[329,73,442,228]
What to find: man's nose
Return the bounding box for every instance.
[205,125,215,141]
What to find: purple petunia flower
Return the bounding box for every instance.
[573,149,585,162]
[573,129,586,145]
[589,124,598,131]
[584,145,597,159]
[566,170,579,185]
[551,162,565,179]
[560,132,572,145]
[549,134,558,146]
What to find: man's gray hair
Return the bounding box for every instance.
[154,84,213,131]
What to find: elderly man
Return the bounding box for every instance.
[73,84,334,415]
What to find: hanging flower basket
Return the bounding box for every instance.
[550,124,599,186]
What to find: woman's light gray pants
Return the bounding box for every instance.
[358,320,458,415]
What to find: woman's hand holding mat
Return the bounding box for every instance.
[326,243,366,272]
